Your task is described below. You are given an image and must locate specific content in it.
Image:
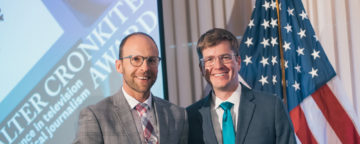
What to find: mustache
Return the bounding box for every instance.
[133,70,154,77]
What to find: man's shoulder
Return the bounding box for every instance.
[83,95,116,114]
[243,88,282,103]
[153,96,185,111]
[186,96,209,113]
[242,89,286,115]
[153,96,186,122]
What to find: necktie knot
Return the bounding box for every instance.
[220,101,235,144]
[220,101,233,111]
[135,103,149,115]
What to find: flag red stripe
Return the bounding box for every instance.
[312,84,360,144]
[290,106,318,144]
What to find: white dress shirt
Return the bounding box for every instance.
[122,87,158,143]
[211,84,241,143]
[122,87,153,110]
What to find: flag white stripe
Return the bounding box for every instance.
[325,121,342,144]
[295,134,302,144]
[328,76,360,134]
[300,96,340,143]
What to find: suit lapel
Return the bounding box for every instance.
[113,91,142,144]
[153,97,170,144]
[199,93,218,144]
[235,85,255,144]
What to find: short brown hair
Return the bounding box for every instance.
[196,28,239,59]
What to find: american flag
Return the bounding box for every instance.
[239,0,360,143]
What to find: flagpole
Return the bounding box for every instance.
[276,0,287,108]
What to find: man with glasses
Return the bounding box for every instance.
[73,32,188,144]
[187,28,295,144]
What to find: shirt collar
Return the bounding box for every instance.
[122,87,152,109]
[212,84,241,109]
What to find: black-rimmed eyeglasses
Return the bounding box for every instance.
[119,55,161,67]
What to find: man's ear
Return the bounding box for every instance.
[236,55,241,71]
[199,63,205,76]
[115,60,123,74]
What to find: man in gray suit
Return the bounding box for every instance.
[73,32,188,144]
[187,28,296,144]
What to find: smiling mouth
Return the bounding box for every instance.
[137,76,150,80]
[212,73,227,77]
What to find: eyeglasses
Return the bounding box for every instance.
[200,54,237,67]
[119,55,161,67]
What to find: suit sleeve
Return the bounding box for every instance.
[73,107,104,144]
[274,97,297,144]
[179,108,189,144]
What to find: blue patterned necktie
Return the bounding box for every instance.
[220,102,235,144]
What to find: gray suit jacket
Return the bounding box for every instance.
[187,84,296,144]
[73,91,188,144]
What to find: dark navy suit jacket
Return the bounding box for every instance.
[187,84,296,144]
